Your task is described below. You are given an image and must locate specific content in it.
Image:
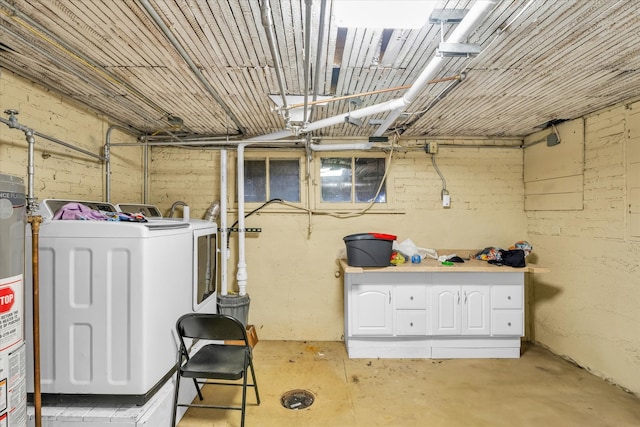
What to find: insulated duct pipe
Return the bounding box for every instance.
[261,0,290,122]
[140,0,246,135]
[373,0,497,136]
[309,142,372,151]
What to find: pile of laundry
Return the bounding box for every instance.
[474,241,532,268]
[53,202,147,222]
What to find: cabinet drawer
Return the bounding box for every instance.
[395,286,427,309]
[491,285,522,309]
[491,310,523,336]
[396,310,427,335]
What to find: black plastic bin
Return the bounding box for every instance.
[343,233,396,267]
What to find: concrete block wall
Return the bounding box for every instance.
[149,141,528,344]
[4,68,638,395]
[0,70,142,203]
[527,104,640,395]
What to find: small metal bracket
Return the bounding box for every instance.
[429,9,468,24]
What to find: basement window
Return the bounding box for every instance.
[244,157,301,203]
[319,156,387,204]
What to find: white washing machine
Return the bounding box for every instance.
[25,199,193,404]
[117,203,218,314]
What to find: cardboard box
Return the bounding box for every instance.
[226,324,259,348]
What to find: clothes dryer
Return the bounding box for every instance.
[117,203,218,313]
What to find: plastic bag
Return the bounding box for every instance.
[393,238,438,260]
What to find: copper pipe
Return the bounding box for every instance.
[27,215,42,427]
[283,75,462,110]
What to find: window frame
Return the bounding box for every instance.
[313,152,392,211]
[237,150,307,209]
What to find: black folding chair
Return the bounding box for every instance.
[171,313,260,427]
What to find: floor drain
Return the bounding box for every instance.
[281,389,315,410]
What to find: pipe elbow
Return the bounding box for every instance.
[168,200,188,218]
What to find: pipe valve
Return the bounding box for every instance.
[4,109,19,127]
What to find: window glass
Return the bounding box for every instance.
[320,157,386,204]
[355,157,386,202]
[270,159,300,202]
[244,160,266,202]
[320,158,352,202]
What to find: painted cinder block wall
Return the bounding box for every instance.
[150,142,527,342]
[0,70,143,202]
[525,104,640,394]
[1,70,638,395]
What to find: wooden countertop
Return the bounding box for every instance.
[339,258,549,274]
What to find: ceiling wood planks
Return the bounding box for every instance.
[2,0,640,140]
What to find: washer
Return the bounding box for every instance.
[25,199,192,404]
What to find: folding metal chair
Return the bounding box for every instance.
[171,313,260,427]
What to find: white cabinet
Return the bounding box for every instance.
[394,285,427,335]
[350,282,427,336]
[350,284,392,336]
[431,285,490,335]
[343,269,525,359]
[490,285,524,336]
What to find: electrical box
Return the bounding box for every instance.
[426,142,438,154]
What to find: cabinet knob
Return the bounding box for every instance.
[410,322,414,327]
[507,296,511,300]
[410,296,414,300]
[508,322,512,326]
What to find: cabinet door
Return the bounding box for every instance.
[351,284,393,336]
[461,285,490,335]
[431,285,461,335]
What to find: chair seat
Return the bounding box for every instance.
[181,344,249,380]
[171,313,260,427]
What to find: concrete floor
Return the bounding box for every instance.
[178,341,640,427]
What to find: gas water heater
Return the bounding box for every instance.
[0,174,27,426]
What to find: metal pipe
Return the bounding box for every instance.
[2,114,104,161]
[2,112,37,213]
[27,215,43,427]
[303,0,313,123]
[261,0,290,122]
[26,130,37,214]
[33,129,104,160]
[286,75,462,111]
[108,138,307,147]
[373,0,497,136]
[0,1,172,119]
[143,144,149,203]
[236,144,249,296]
[248,1,496,142]
[139,0,245,135]
[220,150,229,296]
[311,0,328,115]
[168,201,188,218]
[105,125,140,203]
